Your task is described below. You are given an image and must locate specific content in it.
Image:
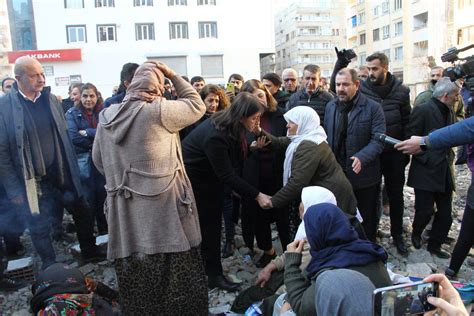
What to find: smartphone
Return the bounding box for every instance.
[226,82,235,95]
[373,281,439,316]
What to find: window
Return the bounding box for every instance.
[201,55,223,77]
[286,33,289,41]
[382,1,389,14]
[332,28,340,36]
[373,28,380,41]
[64,0,84,8]
[169,22,188,39]
[198,22,217,38]
[359,33,366,45]
[95,0,114,7]
[359,52,366,65]
[197,0,216,4]
[457,25,474,45]
[383,49,391,60]
[394,0,402,10]
[97,24,116,42]
[394,46,403,60]
[135,23,155,40]
[413,12,428,30]
[373,5,379,16]
[413,40,428,57]
[382,25,390,39]
[394,21,403,36]
[358,12,365,25]
[168,0,187,5]
[150,56,187,75]
[351,15,357,27]
[67,25,87,43]
[134,0,153,6]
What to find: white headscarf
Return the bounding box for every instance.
[294,186,337,241]
[283,106,327,185]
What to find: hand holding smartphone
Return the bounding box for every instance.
[225,82,235,96]
[373,281,439,315]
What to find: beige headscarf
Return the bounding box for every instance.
[122,61,165,103]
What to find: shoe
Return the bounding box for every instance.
[0,277,27,292]
[256,251,277,268]
[208,275,240,292]
[443,236,456,244]
[411,234,422,249]
[445,268,457,280]
[427,246,451,259]
[383,204,390,216]
[82,245,107,263]
[222,240,235,259]
[52,231,75,243]
[393,237,408,255]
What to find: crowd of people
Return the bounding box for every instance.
[0,49,472,316]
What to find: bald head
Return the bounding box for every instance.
[282,68,298,93]
[14,56,45,99]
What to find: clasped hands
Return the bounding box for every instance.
[256,192,273,209]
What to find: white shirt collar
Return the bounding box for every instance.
[18,89,41,103]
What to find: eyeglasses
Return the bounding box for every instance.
[284,78,296,82]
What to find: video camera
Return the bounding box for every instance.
[441,44,474,94]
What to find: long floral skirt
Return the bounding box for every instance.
[115,247,208,315]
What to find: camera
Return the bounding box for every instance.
[335,47,357,64]
[441,44,474,94]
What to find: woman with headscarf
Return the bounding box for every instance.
[182,92,271,292]
[256,106,358,238]
[92,61,208,315]
[282,203,391,316]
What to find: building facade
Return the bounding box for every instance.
[273,0,346,79]
[5,0,275,97]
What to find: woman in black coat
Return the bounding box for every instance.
[182,92,271,292]
[240,80,289,268]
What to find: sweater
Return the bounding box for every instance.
[92,74,206,259]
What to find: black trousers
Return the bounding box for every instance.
[354,182,381,242]
[380,150,406,238]
[413,189,453,249]
[449,202,474,272]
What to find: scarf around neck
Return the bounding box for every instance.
[282,106,327,185]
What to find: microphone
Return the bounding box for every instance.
[375,133,401,146]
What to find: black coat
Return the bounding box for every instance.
[273,90,290,112]
[182,119,259,199]
[359,75,411,149]
[242,108,287,192]
[407,98,455,192]
[286,88,334,127]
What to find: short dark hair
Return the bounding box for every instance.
[118,62,139,94]
[191,76,205,84]
[336,68,359,83]
[303,64,321,75]
[366,53,389,67]
[181,75,190,83]
[1,77,14,90]
[262,72,283,86]
[228,73,244,82]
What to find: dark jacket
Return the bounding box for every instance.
[286,88,333,127]
[180,112,209,140]
[359,75,411,148]
[65,107,98,154]
[273,90,290,112]
[324,93,386,189]
[242,108,287,191]
[0,84,82,203]
[283,252,391,316]
[266,136,357,216]
[103,91,125,108]
[407,98,455,192]
[61,98,74,113]
[415,82,464,122]
[182,119,259,199]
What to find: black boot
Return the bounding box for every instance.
[411,234,422,249]
[393,236,408,255]
[208,275,240,292]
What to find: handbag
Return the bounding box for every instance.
[77,152,92,180]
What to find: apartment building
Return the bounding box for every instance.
[5,0,274,97]
[453,0,474,49]
[273,0,346,79]
[347,0,455,97]
[0,0,13,79]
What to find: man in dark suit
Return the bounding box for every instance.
[407,77,461,258]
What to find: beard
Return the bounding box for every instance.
[369,73,385,85]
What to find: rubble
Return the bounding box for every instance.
[1,165,473,314]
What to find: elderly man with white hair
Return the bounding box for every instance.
[407,77,461,259]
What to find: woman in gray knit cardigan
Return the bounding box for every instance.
[92,61,208,315]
